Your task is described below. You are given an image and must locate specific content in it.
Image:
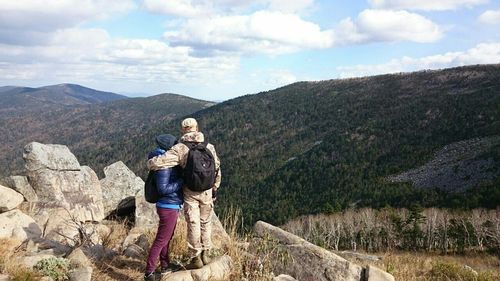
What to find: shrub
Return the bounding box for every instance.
[428,261,497,281]
[34,257,71,281]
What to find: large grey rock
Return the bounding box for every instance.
[21,143,105,246]
[67,248,92,268]
[0,184,24,212]
[0,209,41,246]
[67,248,94,281]
[68,266,92,281]
[3,176,38,202]
[162,255,232,281]
[100,161,143,217]
[366,265,395,281]
[23,142,80,171]
[26,167,104,222]
[122,229,150,260]
[254,221,364,281]
[32,207,81,246]
[135,195,157,228]
[23,143,104,224]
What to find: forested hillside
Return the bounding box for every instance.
[0,84,126,116]
[3,65,499,227]
[0,92,214,177]
[78,64,499,226]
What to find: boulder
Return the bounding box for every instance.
[0,184,24,212]
[161,255,232,281]
[122,230,150,260]
[68,266,92,281]
[100,161,143,217]
[254,221,363,281]
[366,265,395,281]
[2,176,38,202]
[0,209,41,246]
[32,207,81,246]
[23,142,104,224]
[23,142,80,171]
[135,195,158,228]
[67,248,92,268]
[67,248,94,281]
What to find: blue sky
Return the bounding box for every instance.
[0,0,499,101]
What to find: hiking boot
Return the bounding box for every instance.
[161,263,182,275]
[201,250,212,265]
[184,255,203,270]
[144,272,155,281]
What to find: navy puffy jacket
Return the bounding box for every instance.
[148,148,184,206]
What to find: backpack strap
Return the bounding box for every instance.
[183,139,209,149]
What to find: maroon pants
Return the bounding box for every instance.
[145,208,179,273]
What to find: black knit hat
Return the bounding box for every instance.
[155,134,177,150]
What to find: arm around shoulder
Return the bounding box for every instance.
[147,145,182,170]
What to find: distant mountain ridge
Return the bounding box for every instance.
[0,83,127,116]
[0,85,215,177]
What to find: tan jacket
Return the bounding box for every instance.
[147,131,221,190]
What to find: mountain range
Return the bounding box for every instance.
[0,84,127,116]
[1,64,499,226]
[0,85,215,177]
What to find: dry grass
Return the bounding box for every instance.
[0,238,43,280]
[344,251,500,281]
[91,255,145,281]
[221,207,277,281]
[100,219,130,251]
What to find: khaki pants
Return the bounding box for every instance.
[183,187,213,258]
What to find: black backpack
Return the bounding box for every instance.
[183,140,216,192]
[144,171,160,203]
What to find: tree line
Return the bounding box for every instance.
[283,207,500,255]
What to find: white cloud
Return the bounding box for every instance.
[0,28,239,85]
[350,9,443,43]
[266,0,314,13]
[368,0,488,11]
[0,0,136,44]
[142,0,314,17]
[165,10,334,55]
[337,42,500,78]
[142,0,209,17]
[165,9,442,55]
[479,10,500,24]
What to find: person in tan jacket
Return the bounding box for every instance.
[148,118,221,269]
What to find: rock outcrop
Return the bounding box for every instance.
[0,209,41,246]
[254,221,395,281]
[0,184,24,212]
[3,175,38,202]
[100,161,144,217]
[23,142,105,223]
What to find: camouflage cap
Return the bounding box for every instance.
[181,118,198,132]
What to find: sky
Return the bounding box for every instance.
[0,0,499,101]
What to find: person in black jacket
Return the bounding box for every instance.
[145,134,183,281]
